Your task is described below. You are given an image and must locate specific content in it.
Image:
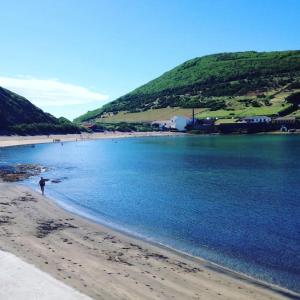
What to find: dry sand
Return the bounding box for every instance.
[0,132,182,148]
[0,182,299,300]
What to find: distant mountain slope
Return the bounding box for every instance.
[0,86,58,128]
[75,50,300,123]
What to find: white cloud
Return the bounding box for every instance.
[0,76,109,107]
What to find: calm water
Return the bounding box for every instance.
[1,135,300,292]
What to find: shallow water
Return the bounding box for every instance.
[1,135,300,292]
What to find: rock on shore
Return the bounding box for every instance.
[0,164,45,182]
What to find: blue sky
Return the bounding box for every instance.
[0,0,299,120]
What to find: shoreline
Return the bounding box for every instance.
[0,131,184,148]
[0,182,299,299]
[37,184,300,297]
[0,130,299,149]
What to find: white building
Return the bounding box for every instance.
[170,116,192,131]
[242,116,272,123]
[152,115,192,131]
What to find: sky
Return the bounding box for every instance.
[0,0,299,120]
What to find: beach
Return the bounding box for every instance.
[0,132,183,148]
[0,181,298,300]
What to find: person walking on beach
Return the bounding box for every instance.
[39,177,48,195]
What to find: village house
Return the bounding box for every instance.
[242,116,272,123]
[272,116,296,125]
[188,117,216,133]
[272,116,297,131]
[218,116,273,134]
[152,115,192,131]
[81,123,104,132]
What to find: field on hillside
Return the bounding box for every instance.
[96,107,204,123]
[196,104,290,119]
[94,90,296,123]
[94,103,290,123]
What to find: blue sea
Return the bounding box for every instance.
[1,135,300,292]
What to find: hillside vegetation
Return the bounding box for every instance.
[75,50,300,123]
[0,87,83,135]
[0,86,57,127]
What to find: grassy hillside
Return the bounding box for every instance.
[0,86,58,127]
[75,50,300,123]
[0,87,83,134]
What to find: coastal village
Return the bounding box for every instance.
[151,113,298,134]
[83,112,299,135]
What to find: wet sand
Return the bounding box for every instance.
[0,182,299,300]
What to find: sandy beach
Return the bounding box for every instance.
[0,181,299,300]
[0,132,183,148]
[1,131,298,149]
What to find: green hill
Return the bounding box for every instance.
[0,86,83,134]
[75,50,300,123]
[0,86,58,127]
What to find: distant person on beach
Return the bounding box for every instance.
[39,177,49,195]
